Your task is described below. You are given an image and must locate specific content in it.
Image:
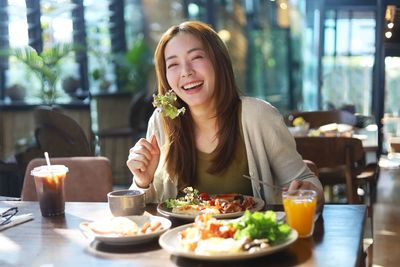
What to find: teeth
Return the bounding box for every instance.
[183,81,203,90]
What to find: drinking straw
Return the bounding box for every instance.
[44,152,51,167]
[44,152,57,185]
[44,152,53,176]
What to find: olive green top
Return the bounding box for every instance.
[194,104,252,195]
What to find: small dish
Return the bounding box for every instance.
[107,189,145,216]
[80,215,171,245]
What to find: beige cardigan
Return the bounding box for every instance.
[130,96,322,204]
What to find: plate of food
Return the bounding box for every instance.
[157,187,265,220]
[80,215,172,245]
[159,210,297,260]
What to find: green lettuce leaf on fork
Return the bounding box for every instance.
[153,90,186,119]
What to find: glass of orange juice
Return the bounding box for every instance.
[282,189,317,238]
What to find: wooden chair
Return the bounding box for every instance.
[0,160,22,197]
[97,91,153,142]
[95,91,153,184]
[295,136,377,204]
[33,106,94,157]
[21,157,113,202]
[288,110,357,129]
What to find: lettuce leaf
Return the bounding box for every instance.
[152,90,185,119]
[232,210,291,243]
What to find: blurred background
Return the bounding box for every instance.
[0,0,399,195]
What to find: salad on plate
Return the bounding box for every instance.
[159,210,297,259]
[158,187,261,218]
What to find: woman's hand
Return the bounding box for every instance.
[288,179,325,213]
[126,135,160,188]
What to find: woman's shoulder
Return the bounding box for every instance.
[240,96,281,118]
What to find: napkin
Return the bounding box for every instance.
[0,213,34,231]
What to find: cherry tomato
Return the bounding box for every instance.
[199,192,211,201]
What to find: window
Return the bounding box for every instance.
[84,0,114,93]
[321,9,375,115]
[385,57,400,115]
[5,0,29,102]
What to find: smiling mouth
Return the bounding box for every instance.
[182,81,204,91]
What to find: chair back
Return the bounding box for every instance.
[295,137,365,203]
[128,91,154,140]
[21,157,113,202]
[34,106,93,157]
[288,110,357,129]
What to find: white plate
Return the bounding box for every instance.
[157,196,265,220]
[80,215,172,245]
[159,223,298,260]
[379,155,400,169]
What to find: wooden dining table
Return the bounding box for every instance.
[0,201,366,267]
[373,167,400,266]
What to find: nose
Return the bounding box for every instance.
[181,61,194,77]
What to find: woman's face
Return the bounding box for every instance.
[164,32,216,111]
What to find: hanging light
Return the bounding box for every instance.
[384,5,396,39]
[385,5,396,23]
[218,29,231,43]
[385,5,396,29]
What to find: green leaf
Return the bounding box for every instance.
[232,210,291,243]
[113,35,154,92]
[5,43,76,103]
[152,90,186,119]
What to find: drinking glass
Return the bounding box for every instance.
[282,189,317,238]
[31,165,69,217]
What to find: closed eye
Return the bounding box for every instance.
[192,55,203,60]
[167,63,178,69]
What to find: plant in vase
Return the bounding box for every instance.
[91,67,111,92]
[114,36,153,94]
[7,43,77,104]
[89,47,112,92]
[62,75,81,97]
[5,83,26,102]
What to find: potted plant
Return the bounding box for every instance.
[5,83,26,102]
[114,36,153,93]
[91,66,111,92]
[62,75,81,97]
[7,43,77,103]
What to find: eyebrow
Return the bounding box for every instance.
[165,47,204,62]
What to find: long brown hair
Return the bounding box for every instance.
[154,21,241,188]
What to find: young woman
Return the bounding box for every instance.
[127,21,324,210]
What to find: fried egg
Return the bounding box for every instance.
[195,237,243,255]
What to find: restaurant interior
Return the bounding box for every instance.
[0,1,400,266]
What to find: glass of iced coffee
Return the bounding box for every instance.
[31,165,69,217]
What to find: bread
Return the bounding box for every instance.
[172,204,221,216]
[172,205,201,215]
